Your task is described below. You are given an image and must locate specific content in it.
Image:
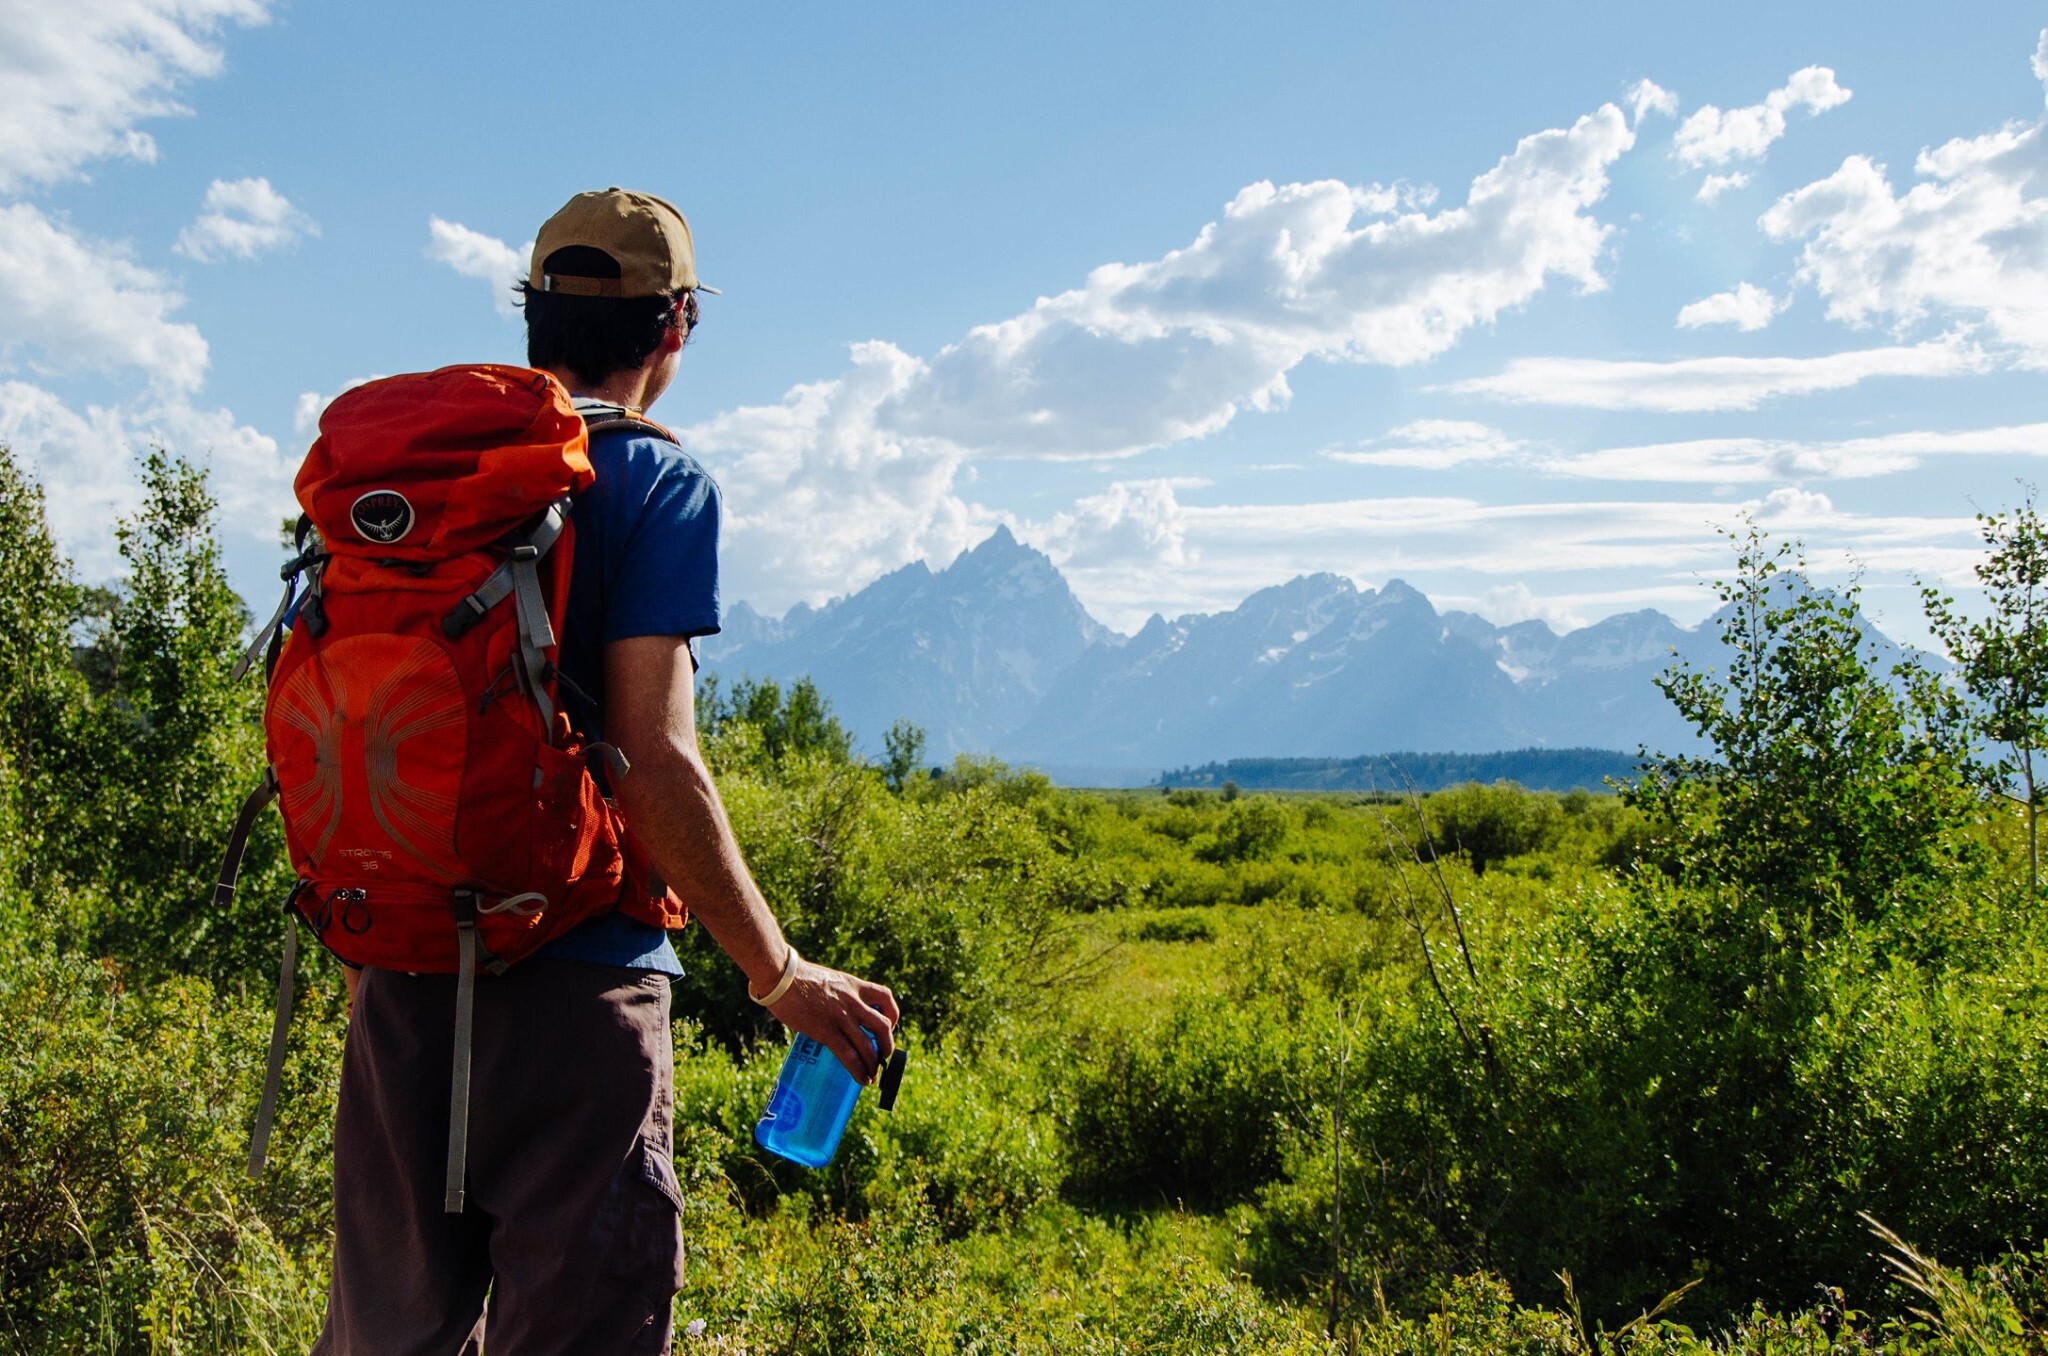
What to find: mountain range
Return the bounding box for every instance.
[699,527,1911,784]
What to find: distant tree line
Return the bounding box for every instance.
[1161,747,1639,794]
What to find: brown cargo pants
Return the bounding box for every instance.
[312,960,684,1356]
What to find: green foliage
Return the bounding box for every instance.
[0,453,83,898]
[29,452,291,983]
[881,717,929,794]
[1923,491,2048,889]
[672,745,1087,1049]
[1127,908,1217,944]
[1166,747,1640,794]
[1197,795,1291,863]
[1067,988,1330,1208]
[699,673,854,769]
[8,451,2048,1352]
[1426,781,1568,874]
[0,936,342,1353]
[1630,526,1977,920]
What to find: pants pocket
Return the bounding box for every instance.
[602,1134,685,1303]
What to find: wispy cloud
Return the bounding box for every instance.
[175,177,314,261]
[1696,171,1750,203]
[1438,336,1981,412]
[1547,422,2048,483]
[1017,481,1978,633]
[1325,419,1527,470]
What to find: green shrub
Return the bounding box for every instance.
[0,935,342,1353]
[1066,989,1332,1208]
[1129,909,1217,944]
[1197,797,1291,864]
[1423,782,1567,874]
[671,1021,1064,1240]
[674,754,1086,1049]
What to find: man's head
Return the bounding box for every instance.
[520,188,714,396]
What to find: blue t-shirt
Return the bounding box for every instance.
[534,398,724,974]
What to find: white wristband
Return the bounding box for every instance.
[749,945,800,1007]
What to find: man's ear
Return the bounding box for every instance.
[657,321,687,355]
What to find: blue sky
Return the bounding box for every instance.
[5,2,2047,646]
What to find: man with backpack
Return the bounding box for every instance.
[298,187,900,1353]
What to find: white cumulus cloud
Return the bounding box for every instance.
[0,0,271,193]
[1762,34,2048,367]
[1626,78,1679,126]
[1673,65,1853,168]
[0,201,208,391]
[677,342,988,614]
[1028,478,1199,573]
[426,218,530,316]
[0,379,292,576]
[175,176,314,261]
[1440,336,1980,412]
[894,105,1635,460]
[672,101,1642,609]
[1676,282,1782,331]
[0,0,293,569]
[1468,582,1590,631]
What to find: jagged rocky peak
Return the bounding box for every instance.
[1371,578,1436,612]
[710,546,1871,768]
[1230,572,1358,633]
[941,524,1070,595]
[953,523,1044,570]
[1554,609,1690,672]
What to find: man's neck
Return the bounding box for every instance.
[548,368,655,414]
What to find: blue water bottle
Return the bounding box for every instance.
[755,1032,906,1168]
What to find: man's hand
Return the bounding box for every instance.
[767,959,900,1083]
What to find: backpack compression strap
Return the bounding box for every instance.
[212,767,280,910]
[245,909,298,1180]
[445,889,482,1212]
[441,497,573,738]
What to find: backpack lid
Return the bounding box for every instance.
[297,365,594,560]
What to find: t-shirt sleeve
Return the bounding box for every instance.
[602,450,723,643]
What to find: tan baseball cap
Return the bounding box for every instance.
[529,187,719,298]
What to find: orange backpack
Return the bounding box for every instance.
[216,363,687,1209]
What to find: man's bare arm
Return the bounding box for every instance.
[604,634,899,1081]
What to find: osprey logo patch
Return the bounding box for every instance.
[351,490,415,544]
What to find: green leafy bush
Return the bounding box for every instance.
[0,934,342,1353]
[1066,988,1333,1208]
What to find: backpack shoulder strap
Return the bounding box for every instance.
[580,406,678,444]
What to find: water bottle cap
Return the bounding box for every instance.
[878,1048,907,1111]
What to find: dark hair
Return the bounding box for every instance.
[517,246,694,387]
